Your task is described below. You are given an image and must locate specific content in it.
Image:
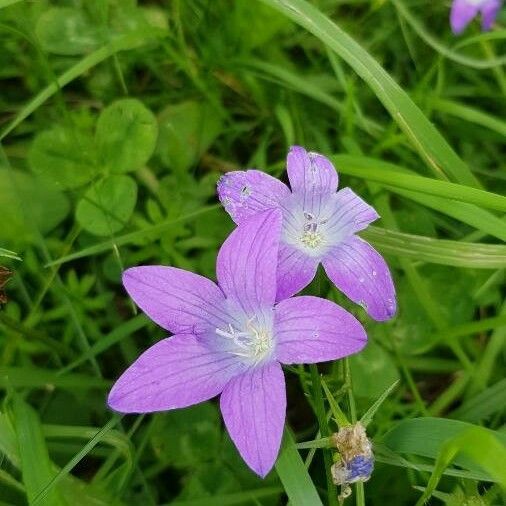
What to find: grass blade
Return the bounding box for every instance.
[11,396,65,506]
[275,428,324,506]
[259,0,480,187]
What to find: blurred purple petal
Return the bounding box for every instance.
[274,296,367,364]
[481,0,501,30]
[217,209,282,314]
[108,334,243,413]
[217,170,290,224]
[450,0,480,34]
[275,243,319,301]
[325,188,379,239]
[220,361,286,477]
[322,236,396,321]
[287,145,338,198]
[123,266,228,335]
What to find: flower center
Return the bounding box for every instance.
[299,212,327,251]
[216,316,274,364]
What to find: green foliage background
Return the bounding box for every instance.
[0,0,505,505]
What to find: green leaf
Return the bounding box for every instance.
[259,0,480,187]
[350,341,400,399]
[96,99,158,173]
[275,429,323,506]
[0,366,110,390]
[360,380,400,428]
[28,126,96,189]
[383,417,506,483]
[450,379,506,423]
[0,169,70,243]
[157,101,222,173]
[76,175,137,236]
[11,396,66,506]
[414,428,506,505]
[362,226,506,269]
[0,247,21,260]
[35,7,102,56]
[0,29,167,141]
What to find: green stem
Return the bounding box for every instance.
[309,364,338,506]
[344,359,365,506]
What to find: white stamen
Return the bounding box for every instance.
[215,316,273,364]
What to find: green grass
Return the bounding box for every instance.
[0,1,505,505]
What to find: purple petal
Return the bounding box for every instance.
[275,243,319,301]
[322,236,396,321]
[450,0,480,34]
[274,296,367,364]
[325,188,379,239]
[220,361,286,477]
[287,145,338,198]
[217,209,282,314]
[217,170,290,225]
[108,334,244,413]
[123,266,228,335]
[481,0,501,30]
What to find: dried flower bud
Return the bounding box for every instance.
[330,423,374,485]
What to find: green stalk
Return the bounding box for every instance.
[309,364,338,506]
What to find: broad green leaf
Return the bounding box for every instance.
[96,99,158,173]
[35,7,102,56]
[383,417,506,482]
[11,396,65,506]
[150,403,221,469]
[0,169,69,243]
[28,126,96,189]
[350,341,399,399]
[415,428,506,505]
[275,429,323,506]
[0,29,167,141]
[259,0,480,187]
[76,175,137,236]
[157,101,222,173]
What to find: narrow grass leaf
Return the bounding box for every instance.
[259,0,480,187]
[11,396,65,506]
[275,428,323,506]
[450,379,506,423]
[0,367,110,390]
[362,226,506,269]
[360,380,399,428]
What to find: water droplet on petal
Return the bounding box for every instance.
[372,270,377,277]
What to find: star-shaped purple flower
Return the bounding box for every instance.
[217,146,396,321]
[450,0,502,34]
[108,210,367,477]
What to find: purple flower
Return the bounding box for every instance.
[108,210,367,477]
[450,0,502,34]
[217,146,396,321]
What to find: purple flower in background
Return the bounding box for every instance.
[108,210,367,477]
[217,146,396,321]
[450,0,502,34]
